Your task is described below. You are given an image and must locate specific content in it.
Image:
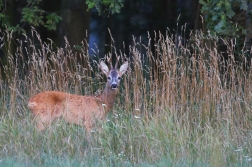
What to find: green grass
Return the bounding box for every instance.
[0,108,251,166]
[0,28,252,166]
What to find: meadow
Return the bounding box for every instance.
[0,28,252,166]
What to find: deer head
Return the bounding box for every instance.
[100,57,128,90]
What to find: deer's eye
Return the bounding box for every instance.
[118,77,121,80]
[107,76,111,80]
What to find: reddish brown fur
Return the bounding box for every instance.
[28,60,128,132]
[28,90,115,132]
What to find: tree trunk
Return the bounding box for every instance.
[58,0,91,48]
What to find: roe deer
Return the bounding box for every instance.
[28,57,128,132]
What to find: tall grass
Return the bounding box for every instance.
[0,27,252,166]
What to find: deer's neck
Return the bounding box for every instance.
[99,85,119,112]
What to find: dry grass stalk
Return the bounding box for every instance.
[27,56,128,133]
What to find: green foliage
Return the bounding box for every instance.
[21,6,45,26]
[0,0,124,34]
[0,0,8,27]
[45,13,62,31]
[7,25,26,34]
[0,0,62,33]
[86,0,124,14]
[199,0,251,37]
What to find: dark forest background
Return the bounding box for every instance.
[0,0,252,64]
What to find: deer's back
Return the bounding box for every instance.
[28,91,104,125]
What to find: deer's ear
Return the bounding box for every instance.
[119,61,128,76]
[100,61,109,75]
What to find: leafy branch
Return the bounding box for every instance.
[86,0,124,14]
[199,0,251,37]
[0,0,62,33]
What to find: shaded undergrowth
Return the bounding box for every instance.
[0,28,252,166]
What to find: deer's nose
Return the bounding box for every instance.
[111,84,118,89]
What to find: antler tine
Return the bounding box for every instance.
[115,56,120,69]
[106,55,113,69]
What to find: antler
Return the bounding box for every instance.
[114,56,120,69]
[106,55,113,69]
